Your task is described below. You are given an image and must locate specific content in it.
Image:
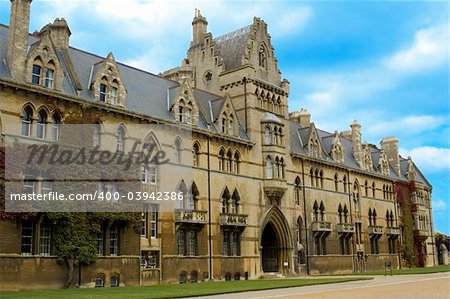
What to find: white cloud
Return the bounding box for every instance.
[400,146,450,173]
[271,7,313,36]
[384,24,449,73]
[367,115,445,136]
[433,198,448,212]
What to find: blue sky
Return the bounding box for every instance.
[1,0,448,233]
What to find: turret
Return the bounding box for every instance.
[39,18,71,49]
[191,9,208,47]
[350,120,362,166]
[381,136,401,175]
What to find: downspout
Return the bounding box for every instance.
[300,158,310,275]
[243,77,248,133]
[347,169,355,272]
[207,136,213,279]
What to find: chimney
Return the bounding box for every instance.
[380,136,401,175]
[289,108,310,127]
[192,9,208,47]
[7,0,33,81]
[42,18,71,49]
[350,119,362,166]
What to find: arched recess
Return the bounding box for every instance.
[260,206,293,273]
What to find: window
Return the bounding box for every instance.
[204,71,212,82]
[340,236,351,255]
[193,143,200,167]
[99,83,107,102]
[97,228,105,255]
[294,177,301,205]
[265,156,273,179]
[150,204,158,238]
[221,117,226,133]
[370,237,379,254]
[95,275,104,288]
[178,106,184,122]
[226,150,232,172]
[93,123,101,147]
[110,276,119,287]
[179,271,187,284]
[32,64,41,85]
[44,68,54,88]
[343,175,347,193]
[259,45,267,68]
[23,175,36,194]
[221,188,230,213]
[140,164,148,184]
[228,116,234,135]
[231,190,239,214]
[36,109,47,139]
[191,271,198,283]
[334,174,339,191]
[188,229,197,256]
[51,113,61,141]
[174,139,181,164]
[148,251,158,268]
[39,221,52,256]
[372,182,376,197]
[41,180,52,194]
[110,87,118,105]
[177,229,186,255]
[149,162,157,185]
[116,126,125,152]
[21,221,33,255]
[21,106,33,136]
[223,230,241,256]
[218,149,225,171]
[315,235,326,255]
[110,226,119,256]
[176,229,197,256]
[141,206,148,238]
[264,126,271,145]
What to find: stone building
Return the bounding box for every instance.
[0,1,436,290]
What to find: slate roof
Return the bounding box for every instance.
[0,24,250,141]
[214,25,252,71]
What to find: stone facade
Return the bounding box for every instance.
[0,1,436,290]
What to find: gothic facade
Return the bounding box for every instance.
[0,1,436,290]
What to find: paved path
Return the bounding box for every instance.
[187,272,450,299]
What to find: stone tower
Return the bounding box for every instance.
[7,0,32,81]
[381,136,401,175]
[191,9,208,48]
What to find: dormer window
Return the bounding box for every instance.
[44,69,54,88]
[99,83,107,102]
[32,65,42,84]
[110,87,118,105]
[259,45,267,68]
[221,117,226,133]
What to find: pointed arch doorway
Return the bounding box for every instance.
[260,207,293,273]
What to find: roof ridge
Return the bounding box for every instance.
[214,24,252,42]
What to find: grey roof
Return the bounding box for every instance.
[214,25,252,71]
[0,24,250,142]
[261,112,283,124]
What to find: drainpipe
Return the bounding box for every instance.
[347,169,355,272]
[300,158,310,275]
[207,136,213,280]
[243,77,248,133]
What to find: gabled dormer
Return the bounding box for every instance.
[25,30,63,90]
[215,94,238,136]
[331,131,344,164]
[379,149,390,176]
[407,156,416,181]
[90,52,127,106]
[307,123,322,159]
[171,79,199,125]
[362,142,374,172]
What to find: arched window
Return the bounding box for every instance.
[234,151,240,174]
[51,113,61,141]
[21,106,33,136]
[278,127,283,145]
[368,208,373,226]
[259,45,267,68]
[315,169,319,188]
[174,139,182,164]
[116,126,125,152]
[275,156,280,178]
[110,274,119,287]
[44,61,55,89]
[36,109,47,139]
[32,58,43,85]
[193,143,200,167]
[343,175,347,193]
[231,189,240,214]
[310,168,314,187]
[218,149,225,171]
[372,182,376,197]
[177,181,188,209]
[179,271,187,284]
[334,174,339,191]
[226,150,233,172]
[319,201,325,221]
[264,126,272,145]
[221,188,230,213]
[191,270,198,283]
[280,157,285,179]
[265,156,273,179]
[99,77,108,102]
[95,274,105,288]
[364,180,369,197]
[228,114,234,135]
[110,80,119,105]
[338,204,343,224]
[319,170,324,189]
[294,177,301,205]
[313,201,319,222]
[221,113,227,133]
[343,205,349,223]
[93,123,101,146]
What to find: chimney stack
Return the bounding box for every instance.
[350,120,362,166]
[380,136,401,175]
[7,0,33,81]
[191,9,208,47]
[289,108,311,127]
[40,18,71,49]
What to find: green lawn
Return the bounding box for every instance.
[0,277,371,299]
[337,264,450,276]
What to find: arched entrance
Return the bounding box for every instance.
[260,207,293,273]
[262,223,279,272]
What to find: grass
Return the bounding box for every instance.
[334,264,450,276]
[0,277,371,299]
